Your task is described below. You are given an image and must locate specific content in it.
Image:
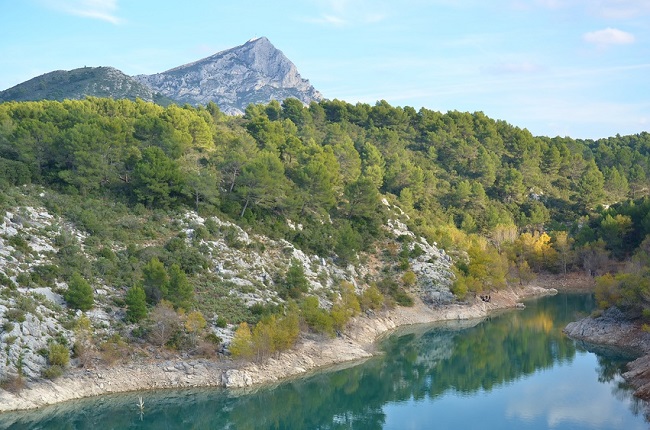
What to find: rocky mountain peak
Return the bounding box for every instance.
[135,37,323,114]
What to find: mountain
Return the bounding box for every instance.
[0,66,173,105]
[0,38,323,114]
[134,37,322,114]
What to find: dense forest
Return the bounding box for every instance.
[1,97,650,369]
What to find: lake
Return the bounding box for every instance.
[1,293,647,429]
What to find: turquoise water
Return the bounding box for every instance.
[1,294,647,429]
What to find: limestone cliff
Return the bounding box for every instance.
[134,37,323,114]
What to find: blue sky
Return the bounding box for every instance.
[1,0,649,139]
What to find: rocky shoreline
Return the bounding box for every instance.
[564,307,650,402]
[0,284,555,413]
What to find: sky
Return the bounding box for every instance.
[0,0,649,139]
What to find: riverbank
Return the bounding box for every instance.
[564,307,650,401]
[0,284,556,413]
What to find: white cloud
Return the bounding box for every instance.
[583,28,635,46]
[41,0,123,25]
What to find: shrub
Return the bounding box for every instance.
[48,343,70,367]
[360,285,384,311]
[5,309,26,323]
[193,225,209,241]
[301,296,334,337]
[280,260,310,299]
[0,374,25,393]
[330,282,361,332]
[64,272,94,311]
[401,271,417,287]
[99,334,129,365]
[42,365,64,380]
[215,316,227,328]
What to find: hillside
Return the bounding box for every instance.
[0,96,650,399]
[0,67,173,105]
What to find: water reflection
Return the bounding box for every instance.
[1,294,646,429]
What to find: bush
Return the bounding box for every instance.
[42,365,64,380]
[215,316,227,328]
[0,374,25,393]
[48,343,70,367]
[301,296,334,337]
[401,271,417,287]
[99,334,129,365]
[280,260,309,299]
[5,308,26,323]
[64,272,94,311]
[377,277,414,307]
[360,286,384,311]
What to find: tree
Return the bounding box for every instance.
[133,146,183,208]
[300,296,335,336]
[142,257,168,304]
[184,310,207,347]
[235,151,287,217]
[181,154,220,211]
[73,315,94,367]
[576,161,605,210]
[330,282,361,332]
[552,231,574,275]
[125,284,148,323]
[490,224,518,255]
[64,272,94,311]
[599,214,633,258]
[581,240,610,277]
[230,322,254,359]
[147,300,181,347]
[167,263,193,309]
[499,168,526,204]
[281,260,310,299]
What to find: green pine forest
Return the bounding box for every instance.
[2,96,650,361]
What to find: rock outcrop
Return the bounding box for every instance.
[564,307,650,355]
[564,308,650,402]
[134,37,322,114]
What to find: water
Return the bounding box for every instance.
[1,293,647,429]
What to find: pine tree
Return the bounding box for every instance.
[125,284,147,322]
[167,263,193,309]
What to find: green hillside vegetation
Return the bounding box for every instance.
[1,96,650,373]
[0,67,175,105]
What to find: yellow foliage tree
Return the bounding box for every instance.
[185,310,207,347]
[229,322,253,359]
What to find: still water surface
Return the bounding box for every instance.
[1,293,647,429]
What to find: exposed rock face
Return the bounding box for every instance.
[564,307,650,355]
[134,37,323,114]
[0,67,170,104]
[564,308,650,404]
